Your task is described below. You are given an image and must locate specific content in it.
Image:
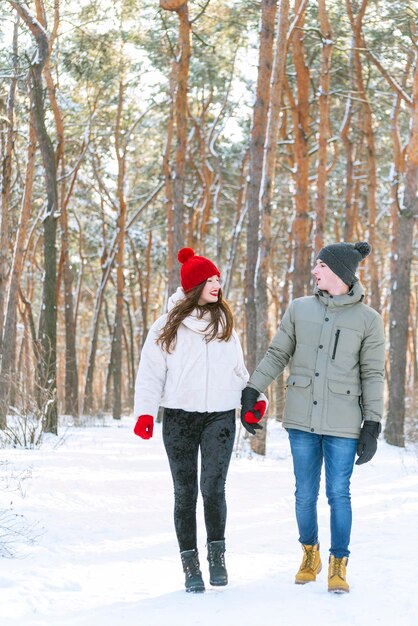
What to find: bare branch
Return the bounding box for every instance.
[363,47,412,106]
[8,0,49,64]
[287,0,308,45]
[190,0,212,25]
[126,181,165,230]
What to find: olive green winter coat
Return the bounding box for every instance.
[248,282,385,438]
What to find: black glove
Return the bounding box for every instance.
[240,386,263,435]
[355,421,381,465]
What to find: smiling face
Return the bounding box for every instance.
[312,259,349,296]
[198,275,221,305]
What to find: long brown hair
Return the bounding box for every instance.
[157,282,234,353]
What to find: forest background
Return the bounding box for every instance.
[0,0,417,456]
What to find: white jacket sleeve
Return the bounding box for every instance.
[233,330,250,385]
[134,318,167,419]
[233,330,269,412]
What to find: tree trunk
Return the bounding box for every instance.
[112,73,127,420]
[61,197,79,418]
[161,0,191,281]
[189,110,215,246]
[340,35,355,243]
[289,0,312,298]
[385,57,418,447]
[163,62,176,294]
[245,0,277,377]
[245,0,280,454]
[131,231,153,347]
[105,307,116,413]
[173,2,190,256]
[347,0,380,309]
[41,2,79,420]
[0,17,19,428]
[315,0,333,254]
[124,298,135,410]
[251,0,288,456]
[0,17,19,363]
[83,247,116,414]
[257,0,289,361]
[224,150,249,299]
[10,0,59,434]
[0,103,36,427]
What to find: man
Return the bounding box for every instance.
[241,241,385,593]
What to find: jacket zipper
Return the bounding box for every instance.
[205,342,209,411]
[332,329,340,360]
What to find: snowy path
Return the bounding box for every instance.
[1,417,417,626]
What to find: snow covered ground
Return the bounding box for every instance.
[1,416,417,626]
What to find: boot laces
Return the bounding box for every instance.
[183,553,200,578]
[301,546,316,571]
[330,558,345,579]
[209,544,225,567]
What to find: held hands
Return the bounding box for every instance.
[134,414,154,440]
[240,387,266,435]
[355,420,381,465]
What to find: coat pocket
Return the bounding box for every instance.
[284,375,312,423]
[326,379,362,429]
[331,329,341,360]
[330,327,362,367]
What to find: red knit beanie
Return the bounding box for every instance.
[178,248,220,292]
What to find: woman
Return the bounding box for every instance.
[133,247,266,593]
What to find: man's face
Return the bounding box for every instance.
[312,259,348,294]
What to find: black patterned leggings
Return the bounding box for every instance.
[163,408,236,552]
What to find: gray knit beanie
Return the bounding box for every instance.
[317,241,371,286]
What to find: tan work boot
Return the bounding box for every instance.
[328,555,349,593]
[295,543,322,584]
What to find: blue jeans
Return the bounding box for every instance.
[288,428,357,558]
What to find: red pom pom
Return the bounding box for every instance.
[178,247,195,264]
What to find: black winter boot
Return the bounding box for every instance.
[180,549,205,593]
[207,540,228,586]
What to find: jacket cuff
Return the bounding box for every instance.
[257,392,268,413]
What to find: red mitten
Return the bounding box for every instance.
[244,411,260,424]
[134,414,154,439]
[244,400,267,424]
[253,400,267,418]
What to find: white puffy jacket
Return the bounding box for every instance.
[134,288,251,418]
